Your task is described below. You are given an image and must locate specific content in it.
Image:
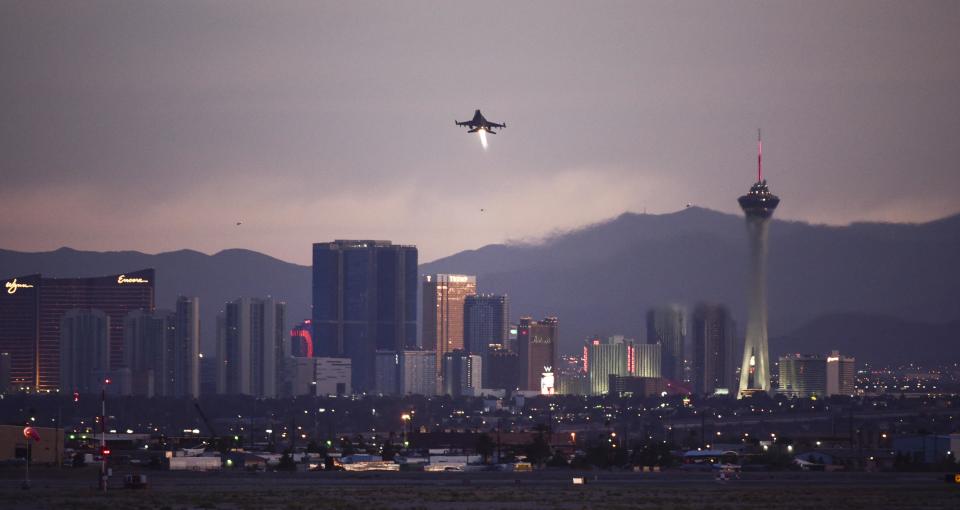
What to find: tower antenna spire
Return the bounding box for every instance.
[757,128,763,182]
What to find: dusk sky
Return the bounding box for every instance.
[1,1,958,264]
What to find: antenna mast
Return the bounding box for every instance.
[757,128,763,182]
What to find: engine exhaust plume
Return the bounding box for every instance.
[478,129,488,149]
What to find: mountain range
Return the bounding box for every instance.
[2,207,958,366]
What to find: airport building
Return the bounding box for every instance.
[422,274,477,392]
[312,240,418,393]
[0,270,155,392]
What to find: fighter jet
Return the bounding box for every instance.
[455,109,506,134]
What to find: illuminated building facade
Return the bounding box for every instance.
[737,132,780,397]
[691,303,736,395]
[646,305,686,381]
[464,294,509,357]
[826,350,856,396]
[518,316,558,391]
[290,320,314,357]
[0,270,154,392]
[312,240,417,393]
[422,274,477,392]
[586,336,628,396]
[399,350,436,396]
[632,342,661,378]
[778,354,826,398]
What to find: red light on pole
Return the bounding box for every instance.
[73,391,79,403]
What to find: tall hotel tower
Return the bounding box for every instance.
[737,131,780,398]
[312,240,417,393]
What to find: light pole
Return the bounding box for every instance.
[99,378,111,492]
[401,413,411,450]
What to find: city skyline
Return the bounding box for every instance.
[1,2,958,264]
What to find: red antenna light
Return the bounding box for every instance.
[757,128,763,182]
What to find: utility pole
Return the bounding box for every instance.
[100,379,109,492]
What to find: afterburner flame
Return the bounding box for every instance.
[478,129,488,149]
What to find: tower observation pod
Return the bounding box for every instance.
[737,130,780,398]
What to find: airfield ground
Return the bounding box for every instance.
[1,467,958,509]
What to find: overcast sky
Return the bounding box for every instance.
[1,1,957,264]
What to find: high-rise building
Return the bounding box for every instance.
[518,316,558,391]
[124,309,174,397]
[778,354,826,398]
[632,342,661,378]
[607,375,668,398]
[691,303,736,395]
[374,350,400,395]
[123,298,199,398]
[0,352,11,393]
[59,309,110,394]
[0,270,154,392]
[646,305,685,382]
[585,336,628,396]
[312,240,417,393]
[422,274,477,392]
[199,353,218,397]
[464,294,509,356]
[217,297,285,398]
[290,320,314,358]
[60,310,112,393]
[174,297,200,398]
[826,351,856,396]
[399,350,436,396]
[485,347,520,391]
[441,349,483,397]
[737,132,780,398]
[314,357,351,396]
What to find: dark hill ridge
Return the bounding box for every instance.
[422,207,960,354]
[2,207,959,359]
[0,246,311,353]
[771,313,960,366]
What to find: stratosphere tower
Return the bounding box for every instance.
[737,130,780,398]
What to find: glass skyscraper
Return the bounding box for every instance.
[312,240,417,393]
[464,294,509,356]
[646,305,686,382]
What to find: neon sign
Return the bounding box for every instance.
[5,279,34,294]
[117,275,149,284]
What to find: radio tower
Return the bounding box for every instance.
[737,129,780,398]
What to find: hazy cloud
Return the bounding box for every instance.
[1,1,958,263]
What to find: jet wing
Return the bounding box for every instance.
[487,121,506,129]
